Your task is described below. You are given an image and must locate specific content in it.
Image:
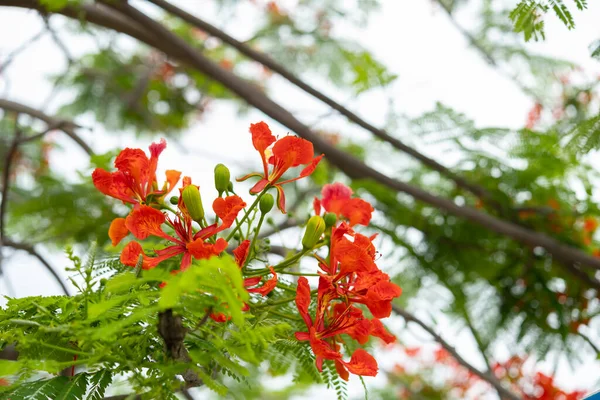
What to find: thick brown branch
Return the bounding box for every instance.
[146,0,495,203]
[158,309,203,387]
[0,99,94,156]
[3,0,600,274]
[392,304,521,400]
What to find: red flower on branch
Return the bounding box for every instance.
[294,277,378,380]
[120,190,245,271]
[233,240,278,296]
[237,122,323,213]
[314,182,374,226]
[92,139,180,206]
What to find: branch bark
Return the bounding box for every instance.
[3,0,600,275]
[0,99,94,156]
[392,304,522,400]
[145,0,496,203]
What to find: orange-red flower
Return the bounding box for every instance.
[237,122,323,213]
[294,277,378,380]
[120,192,245,271]
[233,240,278,296]
[313,183,374,226]
[92,139,180,206]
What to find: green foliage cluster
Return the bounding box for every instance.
[0,246,332,399]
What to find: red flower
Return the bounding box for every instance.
[294,277,378,379]
[237,122,323,213]
[313,183,374,226]
[120,191,245,271]
[233,240,278,296]
[92,139,180,205]
[316,223,401,318]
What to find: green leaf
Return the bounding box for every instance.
[55,372,88,400]
[87,369,113,400]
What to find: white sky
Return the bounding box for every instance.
[1,0,600,398]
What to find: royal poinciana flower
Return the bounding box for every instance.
[317,223,402,318]
[92,139,181,206]
[233,239,278,296]
[237,121,324,213]
[313,182,374,226]
[295,276,379,380]
[93,139,181,246]
[119,192,245,271]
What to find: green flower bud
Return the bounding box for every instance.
[214,164,231,195]
[169,196,179,205]
[302,215,326,249]
[182,185,204,221]
[227,181,234,193]
[260,193,275,214]
[324,212,337,227]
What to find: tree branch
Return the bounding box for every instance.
[3,238,70,295]
[392,304,521,400]
[3,0,600,275]
[158,309,203,387]
[145,0,497,204]
[0,98,94,156]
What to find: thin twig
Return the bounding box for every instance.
[3,238,70,295]
[392,304,521,400]
[43,15,75,65]
[0,98,94,156]
[0,28,46,73]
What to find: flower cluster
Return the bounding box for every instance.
[93,121,400,382]
[294,183,402,380]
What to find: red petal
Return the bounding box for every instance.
[366,301,393,319]
[299,154,324,178]
[249,178,269,194]
[335,360,350,381]
[250,121,276,155]
[246,266,278,296]
[114,148,150,185]
[342,198,374,227]
[125,205,167,240]
[343,349,378,376]
[321,183,352,215]
[295,277,313,329]
[313,197,321,215]
[272,136,314,167]
[213,195,246,229]
[244,277,262,287]
[187,238,227,260]
[92,169,136,204]
[108,218,129,246]
[233,240,251,267]
[370,318,396,344]
[120,241,144,266]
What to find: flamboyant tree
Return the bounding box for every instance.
[0,0,599,399]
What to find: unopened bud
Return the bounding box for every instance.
[260,193,275,214]
[182,185,204,221]
[324,212,337,227]
[302,215,326,249]
[169,196,179,205]
[227,181,234,193]
[214,164,231,195]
